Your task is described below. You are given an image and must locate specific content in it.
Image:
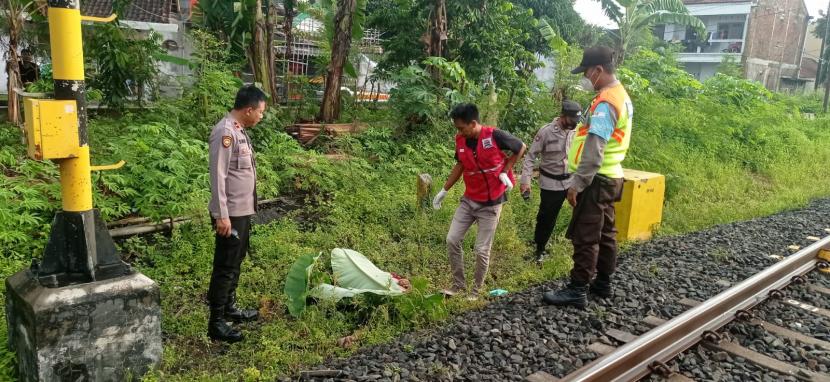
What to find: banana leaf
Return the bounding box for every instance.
[283,252,323,318]
[331,248,404,293]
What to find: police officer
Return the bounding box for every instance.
[433,103,526,301]
[207,85,266,342]
[543,47,633,308]
[520,100,581,263]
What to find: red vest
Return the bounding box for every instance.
[455,126,514,203]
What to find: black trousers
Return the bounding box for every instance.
[565,176,624,285]
[534,189,568,252]
[207,216,252,306]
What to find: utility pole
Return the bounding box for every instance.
[5,1,162,379]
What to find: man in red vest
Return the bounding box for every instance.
[433,103,526,300]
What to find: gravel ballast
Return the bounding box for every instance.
[291,199,830,382]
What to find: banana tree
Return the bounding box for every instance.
[1,0,45,125]
[597,0,704,64]
[196,0,278,104]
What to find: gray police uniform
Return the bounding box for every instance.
[520,117,575,253]
[207,114,257,307]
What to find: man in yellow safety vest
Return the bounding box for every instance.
[542,46,633,309]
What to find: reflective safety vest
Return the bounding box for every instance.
[567,83,633,179]
[455,126,514,203]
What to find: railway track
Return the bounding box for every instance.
[527,236,830,382]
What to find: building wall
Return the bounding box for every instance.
[742,0,810,90]
[1,36,8,95]
[682,62,719,81]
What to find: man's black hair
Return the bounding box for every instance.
[601,62,616,74]
[449,103,479,124]
[234,85,267,110]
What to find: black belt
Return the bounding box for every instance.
[539,168,570,181]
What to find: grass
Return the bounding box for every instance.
[3,89,830,380]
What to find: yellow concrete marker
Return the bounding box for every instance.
[614,169,665,241]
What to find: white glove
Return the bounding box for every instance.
[433,189,448,210]
[499,172,514,191]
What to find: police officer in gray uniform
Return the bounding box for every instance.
[520,100,581,263]
[207,85,266,342]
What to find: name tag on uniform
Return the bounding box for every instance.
[482,138,494,149]
[459,148,465,153]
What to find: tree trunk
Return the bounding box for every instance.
[319,0,357,123]
[5,4,23,125]
[422,0,447,81]
[428,0,447,58]
[250,0,278,105]
[6,42,22,125]
[283,0,295,99]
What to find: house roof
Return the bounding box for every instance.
[81,0,172,24]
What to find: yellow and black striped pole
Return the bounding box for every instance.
[33,0,130,287]
[48,0,93,213]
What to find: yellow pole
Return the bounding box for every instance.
[47,4,93,212]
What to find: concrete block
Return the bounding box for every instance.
[5,270,162,381]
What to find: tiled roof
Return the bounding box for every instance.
[81,0,172,24]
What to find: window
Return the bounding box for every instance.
[716,22,744,40]
[653,24,666,40]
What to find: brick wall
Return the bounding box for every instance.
[743,0,810,89]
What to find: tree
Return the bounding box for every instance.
[596,0,704,63]
[249,0,278,105]
[195,0,278,104]
[319,0,366,123]
[813,12,829,86]
[1,0,45,125]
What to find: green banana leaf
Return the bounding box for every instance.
[283,252,323,318]
[331,248,405,293]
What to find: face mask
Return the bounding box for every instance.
[580,69,599,92]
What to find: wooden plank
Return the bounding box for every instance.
[587,342,617,356]
[606,328,639,344]
[525,371,559,382]
[416,174,433,211]
[809,284,830,297]
[783,299,830,320]
[751,319,830,350]
[706,341,830,382]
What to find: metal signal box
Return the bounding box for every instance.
[614,169,665,241]
[24,98,80,160]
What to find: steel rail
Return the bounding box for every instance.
[559,235,830,382]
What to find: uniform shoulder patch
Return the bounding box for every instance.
[222,136,232,148]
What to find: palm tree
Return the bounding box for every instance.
[597,0,705,64]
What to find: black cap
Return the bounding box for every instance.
[562,100,582,117]
[571,46,614,74]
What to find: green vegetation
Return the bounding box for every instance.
[3,44,830,379]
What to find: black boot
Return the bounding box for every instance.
[208,304,243,343]
[590,274,613,298]
[542,282,588,309]
[226,293,259,323]
[534,249,549,263]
